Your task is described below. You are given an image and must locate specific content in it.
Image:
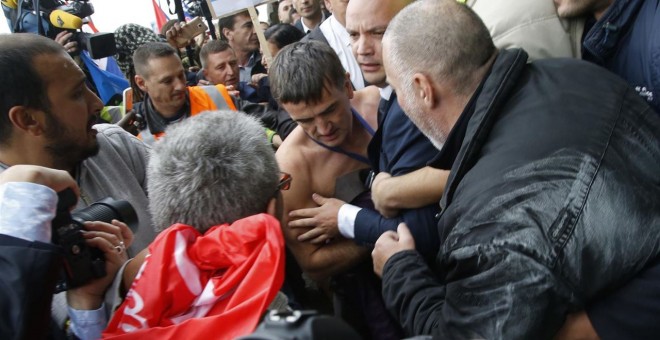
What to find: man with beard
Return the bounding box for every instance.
[218,10,267,83]
[0,33,155,337]
[0,33,154,256]
[130,42,237,144]
[372,0,660,338]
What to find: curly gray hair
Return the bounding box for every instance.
[147,111,280,232]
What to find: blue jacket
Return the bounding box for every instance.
[354,93,440,260]
[582,0,659,113]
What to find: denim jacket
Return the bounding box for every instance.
[381,49,660,339]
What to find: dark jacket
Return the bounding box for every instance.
[382,49,660,339]
[0,235,63,340]
[354,93,440,260]
[582,0,659,113]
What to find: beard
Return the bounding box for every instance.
[43,111,100,170]
[398,89,447,151]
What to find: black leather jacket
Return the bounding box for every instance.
[381,49,660,339]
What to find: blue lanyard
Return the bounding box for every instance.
[312,108,374,165]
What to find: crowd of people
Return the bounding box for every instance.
[0,0,658,339]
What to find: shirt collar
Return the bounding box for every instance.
[379,86,393,101]
[301,11,326,33]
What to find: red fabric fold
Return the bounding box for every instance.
[103,213,285,339]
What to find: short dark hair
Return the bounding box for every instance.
[199,39,233,69]
[217,10,250,41]
[0,34,61,145]
[132,42,179,78]
[269,41,346,105]
[264,24,304,50]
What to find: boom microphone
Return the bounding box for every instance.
[49,9,83,30]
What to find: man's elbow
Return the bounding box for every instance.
[297,256,333,282]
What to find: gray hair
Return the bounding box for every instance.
[269,41,346,105]
[147,111,280,233]
[384,0,496,96]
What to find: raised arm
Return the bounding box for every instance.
[371,167,449,217]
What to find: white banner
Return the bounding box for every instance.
[205,0,275,18]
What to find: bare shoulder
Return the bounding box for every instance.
[351,85,381,129]
[276,127,313,174]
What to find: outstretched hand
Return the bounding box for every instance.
[288,193,345,244]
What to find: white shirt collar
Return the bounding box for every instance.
[379,85,393,100]
[301,11,326,33]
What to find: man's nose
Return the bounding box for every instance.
[354,35,373,56]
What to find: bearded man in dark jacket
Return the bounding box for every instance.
[372,0,660,339]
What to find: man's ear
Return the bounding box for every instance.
[7,106,46,137]
[267,197,277,216]
[412,72,437,110]
[222,28,233,42]
[344,72,354,99]
[135,75,148,93]
[267,194,285,227]
[324,0,333,12]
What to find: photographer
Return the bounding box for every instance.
[0,165,132,340]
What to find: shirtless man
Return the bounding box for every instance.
[270,41,401,338]
[270,41,379,280]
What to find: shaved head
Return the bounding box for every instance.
[382,0,496,146]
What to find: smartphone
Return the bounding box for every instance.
[175,17,208,46]
[123,87,133,114]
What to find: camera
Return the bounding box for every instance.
[3,0,116,59]
[52,189,138,292]
[238,310,362,340]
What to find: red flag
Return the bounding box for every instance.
[103,213,286,339]
[152,0,170,33]
[86,17,99,33]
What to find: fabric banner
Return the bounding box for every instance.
[152,0,170,33]
[80,51,130,105]
[205,0,275,18]
[103,213,285,339]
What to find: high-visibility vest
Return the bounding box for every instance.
[139,85,237,144]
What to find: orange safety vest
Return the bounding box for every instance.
[139,85,237,144]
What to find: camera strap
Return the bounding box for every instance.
[31,0,45,35]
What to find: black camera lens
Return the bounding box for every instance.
[72,198,139,232]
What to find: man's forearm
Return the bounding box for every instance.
[373,167,448,211]
[381,245,566,338]
[304,238,369,281]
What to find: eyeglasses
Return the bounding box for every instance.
[277,172,292,191]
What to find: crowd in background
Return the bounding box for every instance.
[0,0,658,339]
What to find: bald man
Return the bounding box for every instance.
[373,0,660,338]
